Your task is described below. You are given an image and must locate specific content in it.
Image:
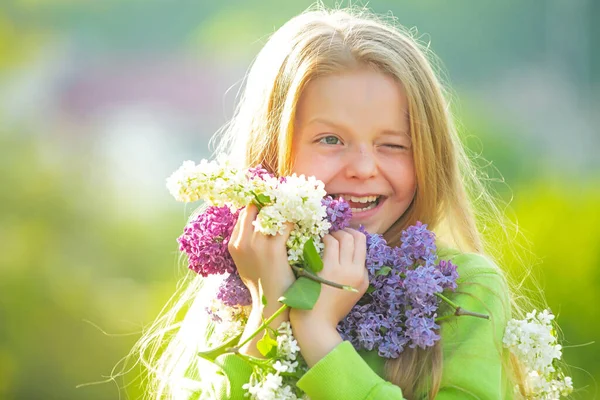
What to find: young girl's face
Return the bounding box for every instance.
[292,68,417,235]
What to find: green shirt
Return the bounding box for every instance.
[180,250,514,399]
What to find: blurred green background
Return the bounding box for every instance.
[1,1,598,399]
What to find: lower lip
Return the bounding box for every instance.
[350,197,385,220]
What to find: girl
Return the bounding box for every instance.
[135,5,527,399]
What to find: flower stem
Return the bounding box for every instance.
[227,303,289,353]
[234,352,272,367]
[291,265,359,292]
[435,292,489,320]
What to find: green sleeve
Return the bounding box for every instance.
[296,341,405,400]
[296,252,513,400]
[435,253,513,399]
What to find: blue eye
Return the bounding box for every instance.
[319,136,341,145]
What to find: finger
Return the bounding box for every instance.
[345,228,367,265]
[241,204,258,233]
[236,204,258,247]
[281,222,295,242]
[260,221,294,258]
[228,207,245,249]
[330,230,354,266]
[270,222,294,244]
[321,234,340,267]
[244,203,259,221]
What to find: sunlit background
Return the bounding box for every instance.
[1,1,598,399]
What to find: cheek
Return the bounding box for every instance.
[293,152,338,182]
[386,158,417,195]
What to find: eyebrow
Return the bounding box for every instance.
[306,117,410,137]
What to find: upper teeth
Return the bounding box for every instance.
[338,195,379,203]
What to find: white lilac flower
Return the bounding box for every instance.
[526,370,573,400]
[243,373,299,400]
[253,174,329,238]
[243,321,305,400]
[167,158,254,207]
[276,322,301,361]
[275,385,299,400]
[166,160,203,202]
[204,297,250,347]
[272,360,291,373]
[168,160,331,265]
[503,309,573,399]
[503,310,562,376]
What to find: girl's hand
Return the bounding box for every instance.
[289,228,368,366]
[228,203,296,357]
[228,203,296,308]
[291,228,368,327]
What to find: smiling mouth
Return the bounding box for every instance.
[331,194,384,212]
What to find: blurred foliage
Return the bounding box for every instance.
[0,133,186,399]
[0,9,52,71]
[462,110,600,398]
[504,181,600,398]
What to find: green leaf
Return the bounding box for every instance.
[261,294,268,307]
[278,277,321,310]
[303,239,324,273]
[257,330,278,358]
[366,285,376,294]
[376,266,392,276]
[197,333,242,362]
[255,193,272,205]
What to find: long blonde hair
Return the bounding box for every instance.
[132,5,533,399]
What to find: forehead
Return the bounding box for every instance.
[295,68,409,130]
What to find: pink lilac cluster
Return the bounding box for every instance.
[177,205,252,306]
[178,205,240,277]
[338,222,459,358]
[178,197,353,307]
[246,165,272,180]
[321,196,352,232]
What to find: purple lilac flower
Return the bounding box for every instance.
[355,312,384,351]
[403,265,443,307]
[404,308,440,349]
[322,196,352,232]
[437,259,459,291]
[177,205,239,277]
[373,273,404,303]
[400,221,437,267]
[217,272,252,307]
[338,303,374,347]
[365,234,392,275]
[338,221,458,358]
[378,330,409,358]
[337,318,356,346]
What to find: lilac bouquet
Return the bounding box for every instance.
[167,158,487,399]
[177,197,352,311]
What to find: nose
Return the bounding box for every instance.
[345,143,378,180]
